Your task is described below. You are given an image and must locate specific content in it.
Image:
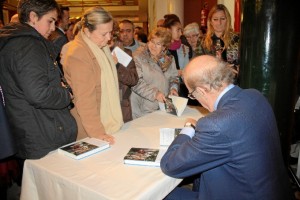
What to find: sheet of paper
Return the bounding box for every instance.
[112,46,132,67]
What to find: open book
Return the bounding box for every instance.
[159,95,188,116]
[123,147,167,167]
[160,128,182,146]
[58,137,110,160]
[112,46,132,67]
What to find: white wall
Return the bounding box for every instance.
[148,0,184,32]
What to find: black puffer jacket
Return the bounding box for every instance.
[0,23,77,159]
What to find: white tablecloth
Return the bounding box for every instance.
[20,106,208,200]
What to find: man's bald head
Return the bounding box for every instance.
[183,55,235,92]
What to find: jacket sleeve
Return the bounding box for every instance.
[160,118,232,178]
[117,50,138,86]
[131,56,159,101]
[64,49,106,137]
[15,39,71,109]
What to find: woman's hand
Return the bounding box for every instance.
[178,69,183,77]
[97,134,115,145]
[112,52,118,65]
[155,91,166,103]
[169,88,178,96]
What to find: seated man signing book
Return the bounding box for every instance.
[160,55,292,200]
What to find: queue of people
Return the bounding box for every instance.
[0,1,292,199]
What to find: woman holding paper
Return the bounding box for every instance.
[62,7,123,144]
[130,27,179,119]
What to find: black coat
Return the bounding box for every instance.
[0,23,77,159]
[0,92,16,160]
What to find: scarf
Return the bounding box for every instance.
[148,47,173,72]
[169,40,182,50]
[81,30,123,134]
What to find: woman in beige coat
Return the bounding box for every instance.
[131,28,179,119]
[62,7,123,144]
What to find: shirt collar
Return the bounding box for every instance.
[213,84,234,111]
[58,27,65,34]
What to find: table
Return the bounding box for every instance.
[20,106,208,200]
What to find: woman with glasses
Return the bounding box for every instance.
[183,22,204,58]
[130,27,179,119]
[62,7,123,144]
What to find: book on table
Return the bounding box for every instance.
[123,147,167,167]
[158,95,188,116]
[160,128,182,146]
[58,137,110,160]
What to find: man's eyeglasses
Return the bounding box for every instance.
[188,89,196,100]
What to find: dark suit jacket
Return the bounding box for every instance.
[49,27,68,58]
[161,86,292,200]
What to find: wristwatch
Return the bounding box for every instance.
[184,122,195,129]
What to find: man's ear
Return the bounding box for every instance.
[195,86,206,96]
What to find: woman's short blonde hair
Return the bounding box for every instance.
[148,27,172,48]
[80,7,113,32]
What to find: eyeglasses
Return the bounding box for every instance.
[149,39,163,48]
[185,34,199,40]
[188,89,196,100]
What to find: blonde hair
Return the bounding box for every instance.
[148,27,172,48]
[203,4,233,51]
[80,7,113,32]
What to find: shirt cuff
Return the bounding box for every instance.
[180,127,195,138]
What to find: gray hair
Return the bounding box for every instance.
[187,57,235,91]
[183,22,200,36]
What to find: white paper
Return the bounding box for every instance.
[160,128,182,146]
[112,46,132,67]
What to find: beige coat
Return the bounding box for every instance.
[62,32,106,140]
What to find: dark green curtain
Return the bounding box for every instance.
[239,0,300,163]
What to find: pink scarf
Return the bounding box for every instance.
[169,40,181,50]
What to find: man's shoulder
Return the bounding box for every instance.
[49,28,67,42]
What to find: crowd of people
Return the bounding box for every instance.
[0,0,292,199]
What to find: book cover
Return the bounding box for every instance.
[164,97,177,115]
[124,147,166,167]
[58,138,110,160]
[159,95,188,116]
[160,128,182,146]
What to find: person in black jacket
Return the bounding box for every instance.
[48,5,70,73]
[0,0,77,163]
